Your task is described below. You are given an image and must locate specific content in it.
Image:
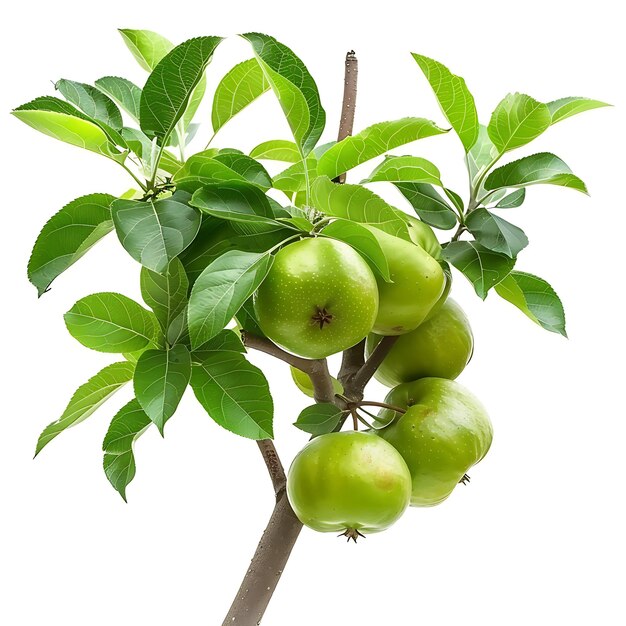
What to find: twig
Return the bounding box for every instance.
[256,439,287,500]
[334,51,358,183]
[349,335,399,395]
[338,339,365,392]
[356,400,406,414]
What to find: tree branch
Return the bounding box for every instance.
[334,50,358,183]
[348,335,399,395]
[256,439,287,500]
[337,339,365,392]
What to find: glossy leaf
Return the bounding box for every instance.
[56,79,123,129]
[321,219,391,281]
[294,403,343,435]
[242,33,325,155]
[362,155,441,185]
[140,258,189,335]
[212,58,270,133]
[317,117,448,180]
[134,345,191,434]
[35,361,135,456]
[468,125,498,184]
[118,29,173,71]
[442,241,515,299]
[487,93,551,154]
[411,53,478,151]
[250,139,300,162]
[395,183,458,230]
[272,156,317,195]
[102,399,152,501]
[192,329,246,359]
[188,250,274,348]
[94,76,142,123]
[547,97,610,125]
[64,292,157,353]
[28,193,115,296]
[214,152,272,191]
[191,351,273,439]
[140,36,222,141]
[311,176,410,240]
[112,197,201,273]
[495,188,526,208]
[485,153,588,194]
[495,271,567,337]
[465,208,528,257]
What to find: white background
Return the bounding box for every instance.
[1,1,625,624]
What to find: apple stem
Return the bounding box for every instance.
[356,400,406,414]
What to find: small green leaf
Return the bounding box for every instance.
[188,250,274,348]
[190,182,279,225]
[395,183,458,230]
[495,271,567,336]
[317,117,448,180]
[241,33,325,155]
[56,79,123,130]
[94,76,142,124]
[140,36,222,141]
[103,398,152,501]
[362,155,442,185]
[134,345,191,434]
[192,329,246,359]
[118,29,174,71]
[488,93,552,154]
[294,403,343,435]
[547,97,611,125]
[140,258,189,335]
[28,193,115,296]
[311,176,410,240]
[442,241,515,299]
[321,219,391,281]
[495,188,526,208]
[112,197,201,273]
[465,208,528,257]
[65,292,157,353]
[191,351,273,439]
[250,139,300,162]
[468,125,498,185]
[212,58,270,133]
[411,53,478,151]
[235,298,266,338]
[35,361,135,456]
[485,153,588,194]
[214,152,272,191]
[273,156,318,195]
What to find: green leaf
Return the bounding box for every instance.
[134,345,191,434]
[495,271,566,336]
[183,75,207,129]
[188,250,274,348]
[140,36,222,141]
[468,125,498,184]
[102,399,152,501]
[362,155,442,185]
[94,76,142,124]
[484,153,588,194]
[191,351,273,439]
[488,93,551,154]
[56,79,123,130]
[547,97,611,125]
[235,297,266,338]
[112,197,201,273]
[495,188,526,208]
[311,176,410,240]
[250,139,300,162]
[442,241,515,299]
[241,33,325,155]
[317,117,448,180]
[28,193,115,296]
[35,361,135,456]
[273,156,317,195]
[214,152,272,191]
[294,403,343,435]
[140,258,189,335]
[118,29,173,71]
[465,208,528,257]
[411,53,478,151]
[65,292,157,353]
[190,182,279,225]
[192,328,246,359]
[12,99,125,162]
[212,58,270,133]
[395,183,458,230]
[321,219,391,281]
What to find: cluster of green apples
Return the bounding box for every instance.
[251,218,493,539]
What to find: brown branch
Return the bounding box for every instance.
[256,439,287,500]
[348,335,399,395]
[337,339,365,393]
[334,50,358,183]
